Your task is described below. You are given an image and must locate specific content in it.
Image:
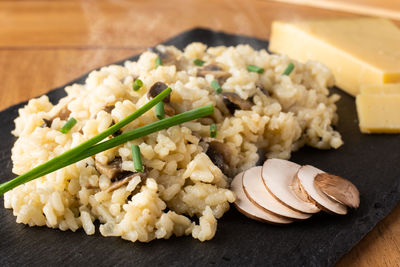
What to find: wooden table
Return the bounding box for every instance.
[1,0,399,266]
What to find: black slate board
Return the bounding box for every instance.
[0,28,399,267]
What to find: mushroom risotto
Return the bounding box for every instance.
[4,43,342,242]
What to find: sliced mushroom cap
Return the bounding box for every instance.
[243,166,311,220]
[256,83,269,96]
[163,103,176,117]
[314,172,360,209]
[221,92,253,114]
[40,118,52,128]
[103,105,115,113]
[262,159,320,214]
[147,82,170,103]
[95,157,123,179]
[198,117,215,125]
[106,172,146,193]
[57,107,71,121]
[197,64,231,84]
[149,47,176,66]
[40,106,71,128]
[297,165,348,215]
[205,141,232,177]
[231,172,293,224]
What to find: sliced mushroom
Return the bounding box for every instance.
[197,64,231,84]
[198,117,215,125]
[106,172,146,193]
[149,47,177,66]
[314,173,360,209]
[164,103,176,116]
[95,157,123,179]
[214,96,232,117]
[205,141,232,177]
[147,82,170,103]
[297,165,348,214]
[40,106,71,128]
[242,166,311,220]
[40,118,52,128]
[103,105,115,114]
[256,83,269,96]
[221,92,253,114]
[57,106,71,121]
[262,159,320,214]
[231,171,293,224]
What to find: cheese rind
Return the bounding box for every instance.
[269,18,400,96]
[360,84,400,95]
[356,94,400,133]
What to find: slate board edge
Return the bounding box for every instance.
[1,27,399,266]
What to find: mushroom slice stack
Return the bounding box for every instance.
[262,159,320,214]
[230,158,360,225]
[242,166,311,220]
[231,172,293,224]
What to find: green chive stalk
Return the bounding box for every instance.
[155,102,165,120]
[282,62,295,76]
[0,104,213,195]
[246,65,264,74]
[131,144,144,173]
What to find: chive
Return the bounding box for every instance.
[60,118,77,134]
[131,144,144,173]
[211,80,222,94]
[132,79,143,91]
[210,123,217,138]
[282,62,295,76]
[246,65,264,74]
[0,104,213,195]
[155,56,162,68]
[155,102,165,120]
[193,59,205,66]
[0,88,171,195]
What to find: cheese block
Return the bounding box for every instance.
[269,18,400,96]
[356,94,400,133]
[360,83,400,94]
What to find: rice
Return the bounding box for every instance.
[4,42,342,242]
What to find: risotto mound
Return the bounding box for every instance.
[4,43,342,242]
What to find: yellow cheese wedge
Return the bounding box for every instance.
[356,94,400,133]
[360,83,400,94]
[269,18,400,96]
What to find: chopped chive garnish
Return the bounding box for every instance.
[155,102,165,120]
[60,118,77,134]
[133,79,143,91]
[0,88,172,195]
[282,62,295,76]
[210,123,217,138]
[246,65,264,74]
[155,56,162,68]
[211,80,222,94]
[131,144,144,173]
[193,59,205,66]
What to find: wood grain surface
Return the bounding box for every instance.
[0,0,399,266]
[271,0,400,20]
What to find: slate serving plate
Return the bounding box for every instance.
[0,28,399,267]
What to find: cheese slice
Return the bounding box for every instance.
[360,83,400,94]
[269,18,400,96]
[356,94,400,133]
